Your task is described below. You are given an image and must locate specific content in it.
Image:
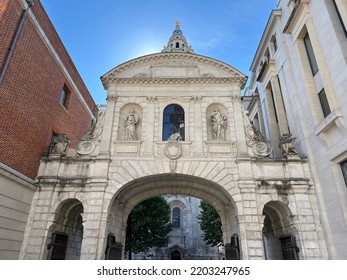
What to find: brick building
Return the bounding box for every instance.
[0,0,97,259]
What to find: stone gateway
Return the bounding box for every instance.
[20,22,327,260]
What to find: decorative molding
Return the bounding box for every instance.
[190,96,202,102]
[243,111,272,157]
[132,72,152,78]
[164,138,183,160]
[152,60,197,67]
[101,53,247,89]
[103,76,246,86]
[106,95,118,102]
[76,106,106,155]
[146,96,158,103]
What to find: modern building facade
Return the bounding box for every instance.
[245,0,347,259]
[0,0,97,259]
[19,21,328,260]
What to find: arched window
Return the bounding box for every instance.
[176,42,180,48]
[172,207,181,228]
[163,104,185,141]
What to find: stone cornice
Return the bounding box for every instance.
[103,76,247,86]
[101,52,248,89]
[283,0,310,34]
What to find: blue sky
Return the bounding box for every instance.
[40,0,277,104]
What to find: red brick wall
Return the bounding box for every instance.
[0,0,98,179]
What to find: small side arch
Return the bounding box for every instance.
[262,201,300,260]
[45,198,84,260]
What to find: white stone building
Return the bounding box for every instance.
[245,0,347,259]
[129,195,221,260]
[20,22,328,260]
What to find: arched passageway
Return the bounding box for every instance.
[262,201,299,260]
[45,199,84,260]
[105,174,239,260]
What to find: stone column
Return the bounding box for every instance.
[269,76,289,136]
[92,213,111,260]
[144,97,156,156]
[233,96,248,157]
[191,96,204,156]
[263,87,282,157]
[80,210,103,260]
[99,90,117,157]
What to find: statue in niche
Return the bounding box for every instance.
[210,107,227,140]
[124,108,138,140]
[279,133,298,157]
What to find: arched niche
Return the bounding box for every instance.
[206,104,229,141]
[118,103,143,141]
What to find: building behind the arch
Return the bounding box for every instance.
[19,21,329,260]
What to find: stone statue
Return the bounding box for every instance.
[279,133,298,157]
[210,107,227,140]
[51,133,70,155]
[124,108,138,140]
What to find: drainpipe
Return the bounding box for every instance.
[0,0,36,84]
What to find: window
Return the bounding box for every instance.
[272,35,278,52]
[341,160,347,187]
[253,113,261,132]
[333,0,347,37]
[303,33,319,75]
[60,86,70,109]
[172,207,180,228]
[318,89,331,117]
[162,104,185,141]
[176,42,179,48]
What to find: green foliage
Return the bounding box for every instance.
[125,197,172,256]
[197,200,223,246]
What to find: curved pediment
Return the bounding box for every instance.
[101,52,247,89]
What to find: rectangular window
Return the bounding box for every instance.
[60,86,70,109]
[271,35,278,52]
[318,89,331,117]
[341,160,347,187]
[333,0,347,37]
[303,33,319,75]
